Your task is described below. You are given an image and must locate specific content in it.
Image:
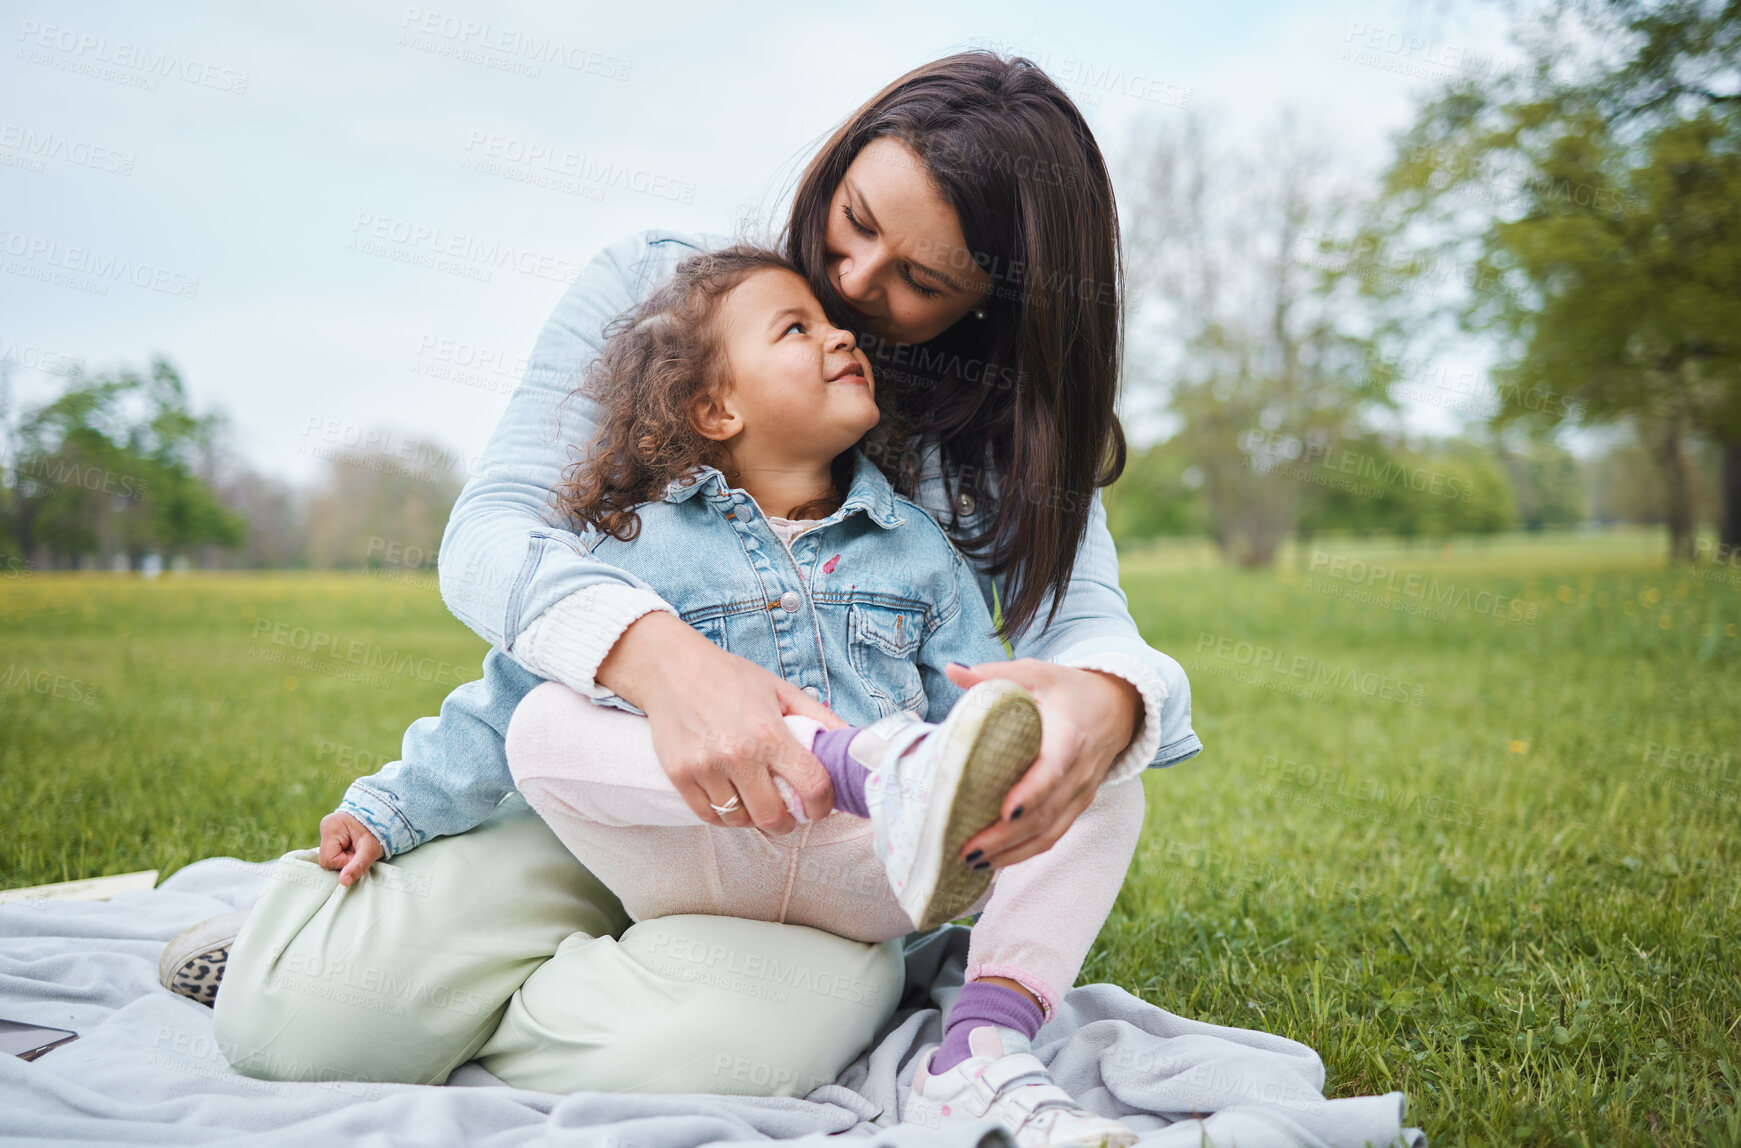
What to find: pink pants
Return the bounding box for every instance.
[504,682,1146,1016]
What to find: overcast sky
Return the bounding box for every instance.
[1,0,1513,484]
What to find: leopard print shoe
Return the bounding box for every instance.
[158,910,250,1007]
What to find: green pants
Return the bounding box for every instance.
[211,795,906,1095]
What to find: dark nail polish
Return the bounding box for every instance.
[972,860,991,871]
[1010,805,1024,820]
[950,661,971,669]
[965,849,983,864]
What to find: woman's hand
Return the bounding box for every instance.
[597,610,845,834]
[319,810,385,886]
[951,659,1141,869]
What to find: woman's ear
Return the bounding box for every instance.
[689,388,743,442]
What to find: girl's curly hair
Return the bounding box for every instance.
[553,245,798,540]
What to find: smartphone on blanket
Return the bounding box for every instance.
[1,1018,79,1060]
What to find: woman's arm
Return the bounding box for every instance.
[438,229,717,653]
[956,490,1201,868]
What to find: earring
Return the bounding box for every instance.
[972,307,988,320]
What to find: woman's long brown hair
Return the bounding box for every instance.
[784,50,1127,639]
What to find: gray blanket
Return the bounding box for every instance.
[0,858,1424,1147]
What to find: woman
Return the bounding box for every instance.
[184,49,1199,1122]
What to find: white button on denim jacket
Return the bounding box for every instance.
[339,229,1201,859]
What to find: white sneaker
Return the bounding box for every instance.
[853,679,1041,931]
[905,1027,1139,1148]
[159,910,249,1006]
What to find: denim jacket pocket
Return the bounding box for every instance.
[848,603,925,717]
[685,611,729,653]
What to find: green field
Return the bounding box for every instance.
[2,530,1737,1146]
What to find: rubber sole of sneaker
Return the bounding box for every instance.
[912,682,1042,930]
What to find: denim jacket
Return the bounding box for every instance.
[341,229,1201,858]
[589,454,1004,728]
[343,456,1001,853]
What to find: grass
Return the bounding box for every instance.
[0,571,490,884]
[2,531,1737,1145]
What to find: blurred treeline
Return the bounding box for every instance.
[0,352,1711,574]
[0,358,461,574]
[2,0,1735,574]
[1105,431,1727,547]
[1116,0,1739,564]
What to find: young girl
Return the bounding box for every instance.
[323,246,1147,1148]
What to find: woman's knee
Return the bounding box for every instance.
[480,915,904,1096]
[213,801,630,1084]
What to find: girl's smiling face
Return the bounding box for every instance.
[704,267,880,469]
[823,137,994,346]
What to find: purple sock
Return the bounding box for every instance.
[932,980,1045,1073]
[811,727,872,819]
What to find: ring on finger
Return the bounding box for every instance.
[709,794,742,816]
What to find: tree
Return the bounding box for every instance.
[1122,111,1391,567]
[1,358,244,568]
[304,442,462,570]
[1501,439,1586,530]
[1293,436,1520,540]
[1102,439,1206,544]
[1370,0,1741,560]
